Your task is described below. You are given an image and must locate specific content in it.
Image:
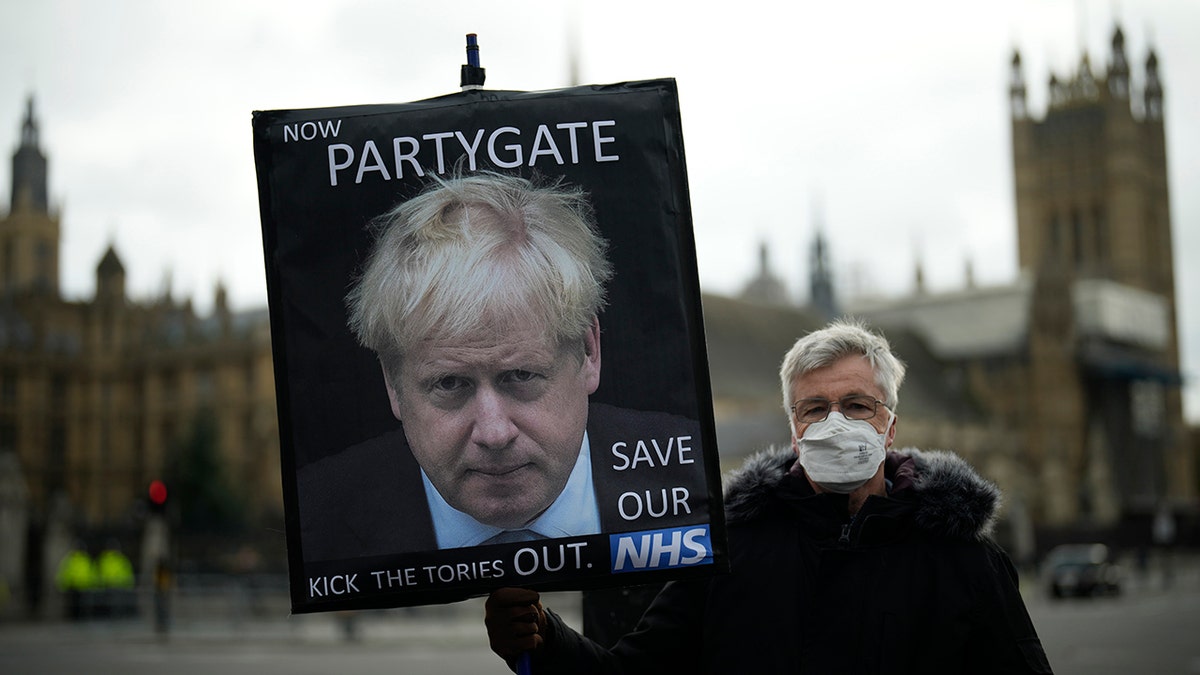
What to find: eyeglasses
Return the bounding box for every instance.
[790,395,890,425]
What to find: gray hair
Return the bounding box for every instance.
[346,171,613,384]
[780,318,906,428]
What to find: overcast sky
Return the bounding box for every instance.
[1,0,1197,421]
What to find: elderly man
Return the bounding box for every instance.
[297,172,703,558]
[486,319,1052,674]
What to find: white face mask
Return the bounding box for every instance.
[796,411,891,494]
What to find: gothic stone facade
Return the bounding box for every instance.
[1008,25,1190,525]
[1,99,281,536]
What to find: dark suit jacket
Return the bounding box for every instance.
[298,402,706,562]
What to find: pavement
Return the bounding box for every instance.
[1,552,1195,649]
[0,591,582,648]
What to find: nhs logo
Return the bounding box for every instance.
[610,525,713,573]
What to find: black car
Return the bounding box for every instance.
[1043,543,1122,598]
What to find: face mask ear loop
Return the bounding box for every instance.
[881,409,895,447]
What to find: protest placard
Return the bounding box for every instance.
[253,79,726,612]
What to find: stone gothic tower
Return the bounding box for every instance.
[1011,26,1175,309]
[809,229,837,320]
[1009,25,1188,522]
[1,96,60,296]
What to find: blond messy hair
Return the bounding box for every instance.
[346,171,613,385]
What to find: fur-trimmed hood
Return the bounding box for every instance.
[722,446,1001,541]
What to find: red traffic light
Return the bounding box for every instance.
[148,480,168,506]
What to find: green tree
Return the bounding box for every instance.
[167,410,245,534]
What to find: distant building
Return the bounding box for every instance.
[852,25,1194,542]
[0,98,280,563]
[738,242,791,306]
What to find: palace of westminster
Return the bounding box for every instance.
[0,24,1195,613]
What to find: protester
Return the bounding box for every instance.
[486,319,1052,673]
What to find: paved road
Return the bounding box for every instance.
[1027,583,1200,674]
[0,633,503,675]
[0,606,508,675]
[3,571,1199,674]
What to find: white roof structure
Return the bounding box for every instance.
[847,275,1033,360]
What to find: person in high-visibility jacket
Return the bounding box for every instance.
[96,542,136,617]
[56,547,98,620]
[97,547,135,590]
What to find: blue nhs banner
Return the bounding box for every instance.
[610,525,713,573]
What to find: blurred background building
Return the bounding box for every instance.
[0,22,1195,621]
[0,98,281,619]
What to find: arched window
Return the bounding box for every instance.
[1071,209,1084,266]
[1093,206,1107,271]
[1047,213,1062,259]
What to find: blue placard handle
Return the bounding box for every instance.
[517,652,532,675]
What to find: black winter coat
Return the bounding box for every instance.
[535,447,1053,674]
